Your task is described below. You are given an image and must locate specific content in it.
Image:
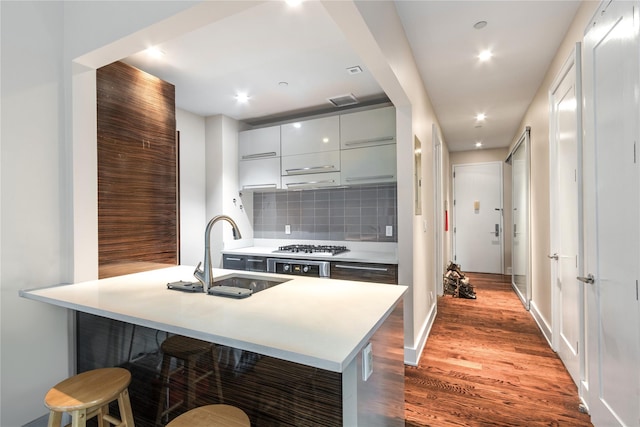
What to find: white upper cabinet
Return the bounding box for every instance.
[281,151,340,176]
[238,126,281,191]
[281,116,340,156]
[341,144,396,185]
[238,126,280,160]
[340,106,396,148]
[239,157,281,191]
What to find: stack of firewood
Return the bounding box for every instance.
[443,262,476,299]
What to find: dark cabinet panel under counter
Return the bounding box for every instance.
[330,261,398,284]
[222,254,267,272]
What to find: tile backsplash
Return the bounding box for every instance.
[252,184,398,242]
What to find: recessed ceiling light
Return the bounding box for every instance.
[476,113,486,121]
[145,46,165,59]
[293,122,302,129]
[285,0,303,6]
[235,93,250,103]
[346,66,363,75]
[475,141,483,148]
[478,49,493,62]
[278,81,289,87]
[474,21,488,30]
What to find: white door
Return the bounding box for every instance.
[453,162,503,274]
[549,44,583,390]
[583,1,640,425]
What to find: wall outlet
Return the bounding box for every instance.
[362,342,373,381]
[385,225,393,237]
[285,224,291,235]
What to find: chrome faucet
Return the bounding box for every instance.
[194,215,242,292]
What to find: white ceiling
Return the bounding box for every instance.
[123,0,581,152]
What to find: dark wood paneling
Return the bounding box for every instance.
[405,273,593,427]
[97,61,177,278]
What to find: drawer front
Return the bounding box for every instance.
[222,255,246,270]
[330,262,398,284]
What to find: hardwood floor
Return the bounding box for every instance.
[405,273,593,427]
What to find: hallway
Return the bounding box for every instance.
[404,273,593,426]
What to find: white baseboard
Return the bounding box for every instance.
[404,302,437,366]
[529,299,553,347]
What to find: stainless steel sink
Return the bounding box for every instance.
[207,274,290,298]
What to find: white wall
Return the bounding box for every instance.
[322,1,444,365]
[506,1,598,327]
[1,3,71,425]
[177,108,206,266]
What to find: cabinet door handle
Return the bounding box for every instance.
[344,175,394,182]
[285,165,336,175]
[285,179,336,188]
[241,152,277,160]
[225,257,243,261]
[344,136,395,147]
[247,258,264,263]
[242,184,278,190]
[334,264,388,272]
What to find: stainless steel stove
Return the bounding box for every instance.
[273,244,350,256]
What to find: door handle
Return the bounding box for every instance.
[576,274,595,284]
[495,224,500,237]
[547,253,559,260]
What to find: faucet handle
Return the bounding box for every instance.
[193,262,205,285]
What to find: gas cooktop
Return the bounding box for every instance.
[273,244,350,256]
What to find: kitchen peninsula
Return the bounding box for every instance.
[20,265,406,426]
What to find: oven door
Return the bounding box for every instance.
[267,258,330,277]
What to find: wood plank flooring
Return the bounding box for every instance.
[405,273,593,427]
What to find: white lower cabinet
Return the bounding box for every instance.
[341,144,396,185]
[281,172,341,190]
[239,157,281,191]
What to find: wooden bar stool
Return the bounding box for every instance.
[166,404,250,427]
[155,335,223,426]
[45,367,135,427]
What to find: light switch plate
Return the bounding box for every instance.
[285,224,291,235]
[362,342,373,381]
[385,225,393,237]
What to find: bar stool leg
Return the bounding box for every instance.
[70,408,87,427]
[47,411,62,427]
[156,354,172,425]
[118,388,135,426]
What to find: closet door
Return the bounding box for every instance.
[583,1,640,424]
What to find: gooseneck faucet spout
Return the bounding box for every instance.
[194,215,242,292]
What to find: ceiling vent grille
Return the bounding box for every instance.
[328,93,359,107]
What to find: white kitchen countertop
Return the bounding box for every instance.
[20,266,406,373]
[222,239,398,264]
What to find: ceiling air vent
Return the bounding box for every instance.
[328,93,359,108]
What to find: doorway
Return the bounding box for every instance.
[452,162,503,274]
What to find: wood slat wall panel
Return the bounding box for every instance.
[97,61,177,278]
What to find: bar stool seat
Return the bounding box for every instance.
[156,335,223,426]
[165,404,250,427]
[45,367,135,427]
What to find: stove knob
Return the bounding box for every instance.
[283,264,291,272]
[302,266,309,273]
